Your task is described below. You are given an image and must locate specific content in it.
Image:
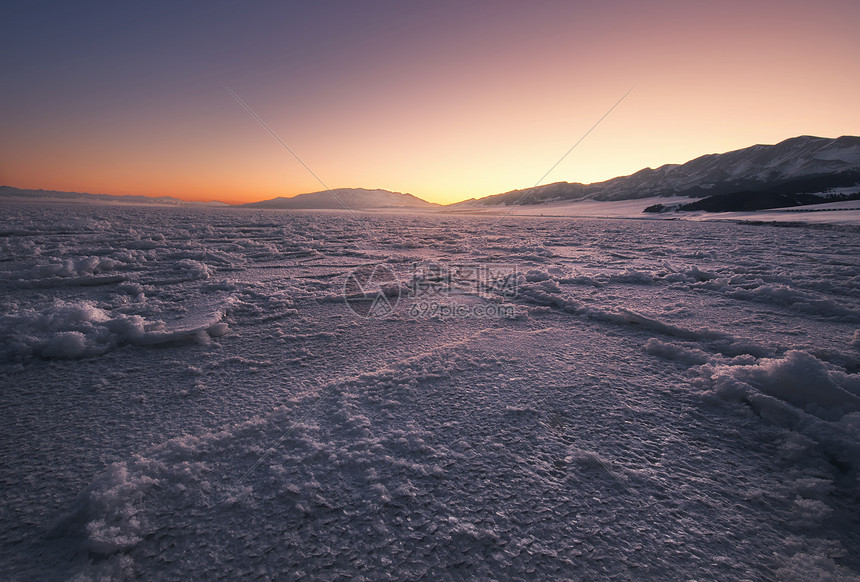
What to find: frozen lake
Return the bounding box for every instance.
[1,204,859,580]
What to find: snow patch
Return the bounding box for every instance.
[643,338,710,365]
[0,299,233,361]
[706,350,860,417]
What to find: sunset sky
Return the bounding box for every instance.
[2,0,859,205]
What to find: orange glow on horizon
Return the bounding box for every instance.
[2,1,858,206]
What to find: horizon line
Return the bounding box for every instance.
[3,133,853,207]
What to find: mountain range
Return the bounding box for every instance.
[0,186,229,207]
[3,135,858,210]
[241,188,439,209]
[455,135,860,206]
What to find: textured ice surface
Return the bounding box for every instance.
[1,204,859,580]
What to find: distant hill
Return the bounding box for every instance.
[6,135,859,213]
[242,188,438,209]
[0,186,229,207]
[453,135,860,206]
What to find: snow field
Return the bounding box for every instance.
[1,203,858,580]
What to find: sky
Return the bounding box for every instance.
[1,0,859,205]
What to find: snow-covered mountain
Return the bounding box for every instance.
[456,135,860,206]
[6,136,858,211]
[242,188,438,209]
[0,186,229,207]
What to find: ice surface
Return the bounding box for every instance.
[463,195,860,226]
[1,203,859,580]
